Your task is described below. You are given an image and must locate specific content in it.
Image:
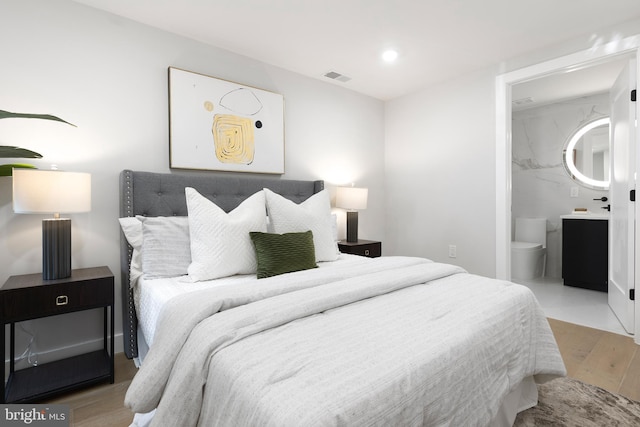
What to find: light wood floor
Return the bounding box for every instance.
[547,318,640,401]
[45,352,137,426]
[44,318,640,426]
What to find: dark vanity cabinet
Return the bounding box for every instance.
[562,218,608,292]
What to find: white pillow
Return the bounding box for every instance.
[331,213,338,242]
[186,187,267,281]
[264,188,338,262]
[119,217,143,287]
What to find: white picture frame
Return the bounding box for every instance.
[169,67,284,174]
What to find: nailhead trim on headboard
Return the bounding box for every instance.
[119,170,139,358]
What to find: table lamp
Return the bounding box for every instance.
[336,186,368,243]
[12,169,91,280]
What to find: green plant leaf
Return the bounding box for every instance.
[0,163,37,177]
[0,146,43,158]
[0,110,76,127]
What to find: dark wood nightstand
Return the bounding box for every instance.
[338,239,382,258]
[1,266,114,403]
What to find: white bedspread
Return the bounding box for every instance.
[126,257,565,426]
[135,254,376,346]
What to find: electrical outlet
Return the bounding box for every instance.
[570,187,579,198]
[448,244,457,258]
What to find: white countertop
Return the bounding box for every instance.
[561,212,609,220]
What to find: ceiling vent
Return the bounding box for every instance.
[324,71,352,83]
[512,97,534,106]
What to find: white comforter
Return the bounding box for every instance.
[125,256,565,426]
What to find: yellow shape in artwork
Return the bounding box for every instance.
[212,114,255,165]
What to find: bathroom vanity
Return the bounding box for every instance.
[561,213,608,292]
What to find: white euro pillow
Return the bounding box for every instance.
[186,187,267,281]
[264,188,338,262]
[119,217,143,287]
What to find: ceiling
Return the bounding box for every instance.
[73,0,640,101]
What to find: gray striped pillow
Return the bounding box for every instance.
[139,216,191,278]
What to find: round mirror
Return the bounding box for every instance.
[562,117,610,190]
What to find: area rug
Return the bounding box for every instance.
[514,377,640,426]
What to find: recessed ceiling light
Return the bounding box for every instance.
[382,49,398,62]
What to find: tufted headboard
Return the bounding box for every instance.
[119,169,324,359]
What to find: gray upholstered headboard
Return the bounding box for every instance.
[119,169,324,359]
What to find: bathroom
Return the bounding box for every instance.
[510,56,632,336]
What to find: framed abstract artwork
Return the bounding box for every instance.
[168,67,285,174]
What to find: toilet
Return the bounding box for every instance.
[511,217,547,280]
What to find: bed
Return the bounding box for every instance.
[118,169,566,427]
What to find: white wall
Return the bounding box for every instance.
[1,0,384,363]
[385,19,640,279]
[384,69,497,277]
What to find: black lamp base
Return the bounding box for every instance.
[42,218,72,280]
[346,211,359,243]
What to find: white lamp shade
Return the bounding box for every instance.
[336,186,368,210]
[13,169,91,214]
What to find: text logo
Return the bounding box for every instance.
[2,405,69,426]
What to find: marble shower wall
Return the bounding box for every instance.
[512,93,610,279]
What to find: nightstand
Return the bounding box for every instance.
[338,239,382,258]
[1,266,114,403]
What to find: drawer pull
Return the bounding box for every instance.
[56,295,69,306]
[364,249,370,256]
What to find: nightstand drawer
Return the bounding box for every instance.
[338,240,382,258]
[1,282,111,321]
[1,269,113,322]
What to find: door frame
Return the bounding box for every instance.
[495,34,640,343]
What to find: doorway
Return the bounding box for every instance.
[495,35,640,343]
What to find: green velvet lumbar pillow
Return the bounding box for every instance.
[249,230,318,279]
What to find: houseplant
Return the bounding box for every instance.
[0,110,75,176]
